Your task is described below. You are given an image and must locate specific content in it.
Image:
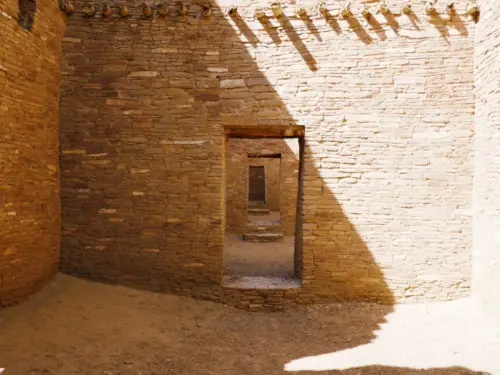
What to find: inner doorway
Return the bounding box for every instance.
[248,166,266,204]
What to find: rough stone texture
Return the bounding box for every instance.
[0,0,64,306]
[226,138,299,235]
[473,0,500,320]
[58,0,476,308]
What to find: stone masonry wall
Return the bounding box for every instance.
[60,0,475,307]
[0,0,64,306]
[226,138,298,235]
[473,0,500,319]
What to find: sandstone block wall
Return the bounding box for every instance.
[0,0,64,306]
[473,0,500,319]
[226,138,299,235]
[60,0,475,307]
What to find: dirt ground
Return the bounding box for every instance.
[224,211,295,279]
[0,274,493,375]
[223,233,295,278]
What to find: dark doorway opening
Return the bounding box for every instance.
[18,0,36,30]
[248,166,266,204]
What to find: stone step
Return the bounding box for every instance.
[248,207,270,215]
[245,220,281,234]
[242,232,284,242]
[248,200,266,209]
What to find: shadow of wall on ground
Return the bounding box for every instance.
[0,275,486,375]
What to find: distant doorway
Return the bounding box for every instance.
[248,166,266,204]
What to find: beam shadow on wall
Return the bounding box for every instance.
[256,16,283,45]
[230,12,260,47]
[381,10,401,34]
[448,14,469,37]
[364,14,388,41]
[427,14,452,44]
[345,16,373,44]
[320,9,342,34]
[275,14,318,71]
[405,11,422,30]
[300,14,323,41]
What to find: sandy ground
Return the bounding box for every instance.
[223,233,295,278]
[0,275,499,375]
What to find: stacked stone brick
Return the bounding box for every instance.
[0,0,65,306]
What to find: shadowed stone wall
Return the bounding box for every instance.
[0,0,64,306]
[59,0,475,307]
[473,0,500,319]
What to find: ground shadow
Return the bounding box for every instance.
[0,276,489,374]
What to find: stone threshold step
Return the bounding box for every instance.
[242,232,284,242]
[248,208,270,215]
[248,220,280,226]
[222,275,301,289]
[245,221,282,234]
[248,201,266,208]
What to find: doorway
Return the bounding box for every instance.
[223,129,304,288]
[248,166,266,204]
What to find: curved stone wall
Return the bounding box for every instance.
[0,0,64,306]
[60,0,475,308]
[473,0,500,319]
